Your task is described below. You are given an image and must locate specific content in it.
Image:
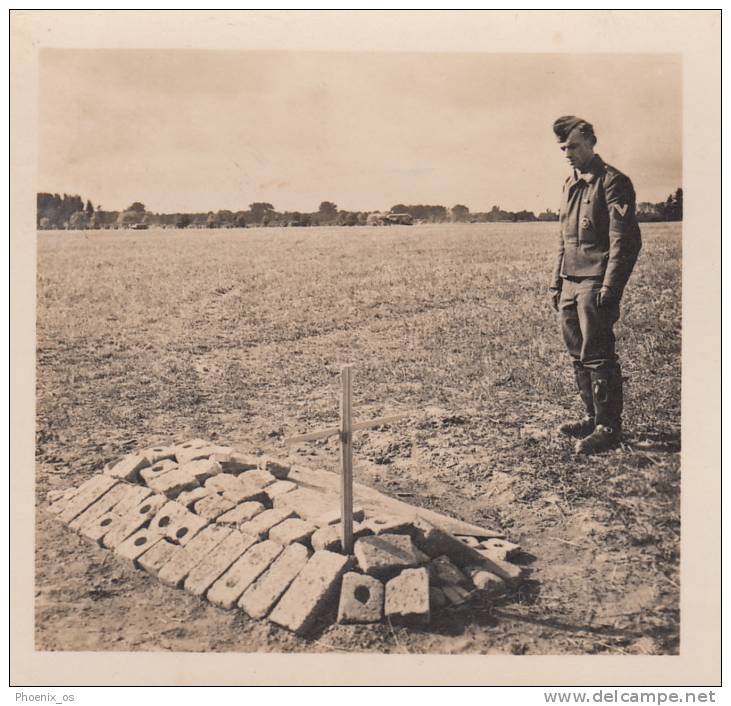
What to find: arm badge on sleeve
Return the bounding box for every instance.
[612,203,629,218]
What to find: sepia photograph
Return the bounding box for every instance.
[11,10,720,687]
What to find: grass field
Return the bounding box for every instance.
[35,221,681,654]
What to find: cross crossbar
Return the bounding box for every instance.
[284,412,413,445]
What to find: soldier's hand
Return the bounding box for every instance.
[597,286,618,307]
[549,288,561,312]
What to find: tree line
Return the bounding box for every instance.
[37,190,682,230]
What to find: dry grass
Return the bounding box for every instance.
[35,222,680,654]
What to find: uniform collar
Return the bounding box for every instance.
[572,154,605,184]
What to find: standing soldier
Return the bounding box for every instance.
[549,116,642,454]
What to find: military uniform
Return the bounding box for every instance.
[550,149,642,451]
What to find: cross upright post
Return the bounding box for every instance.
[340,365,354,554]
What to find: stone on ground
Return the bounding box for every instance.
[175,487,210,509]
[363,515,415,536]
[139,459,178,485]
[429,586,447,610]
[428,555,471,587]
[216,501,265,527]
[207,540,284,610]
[384,567,430,625]
[456,535,480,548]
[257,456,291,480]
[354,534,420,579]
[264,480,297,502]
[479,538,521,561]
[239,542,310,619]
[239,508,297,540]
[193,493,235,521]
[441,583,472,606]
[180,458,222,483]
[102,493,169,549]
[184,530,259,597]
[149,500,208,545]
[269,550,351,635]
[144,467,200,498]
[138,538,180,576]
[157,524,232,588]
[463,565,507,594]
[58,475,118,524]
[104,454,150,482]
[114,527,164,565]
[337,572,384,624]
[268,518,317,546]
[274,487,340,524]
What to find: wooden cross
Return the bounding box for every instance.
[285,365,410,554]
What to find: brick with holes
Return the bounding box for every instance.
[239,508,297,541]
[104,454,150,482]
[337,572,384,624]
[157,524,233,588]
[114,527,164,565]
[102,493,169,549]
[140,459,179,485]
[144,467,200,499]
[180,458,222,483]
[215,501,265,527]
[193,494,236,521]
[58,475,119,524]
[149,501,208,545]
[268,518,317,546]
[138,539,180,576]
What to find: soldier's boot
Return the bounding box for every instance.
[574,367,623,454]
[558,364,595,438]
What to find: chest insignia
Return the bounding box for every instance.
[581,216,592,230]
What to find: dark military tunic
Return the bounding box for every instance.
[551,154,642,293]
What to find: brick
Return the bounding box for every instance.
[441,584,472,606]
[46,489,67,505]
[193,494,235,521]
[149,501,208,545]
[47,487,78,515]
[354,534,420,579]
[79,509,120,544]
[69,482,142,531]
[311,522,372,552]
[239,508,297,540]
[429,586,448,610]
[274,487,338,524]
[456,535,481,548]
[268,518,317,546]
[216,501,265,527]
[115,528,164,565]
[145,467,200,498]
[222,483,270,505]
[264,480,297,502]
[173,438,209,458]
[205,474,243,494]
[384,567,430,625]
[257,456,291,480]
[314,506,365,527]
[176,487,211,510]
[102,493,169,549]
[479,538,521,561]
[413,518,523,582]
[363,515,415,536]
[207,540,284,609]
[141,445,176,465]
[428,555,470,588]
[158,524,232,587]
[76,484,152,542]
[104,454,150,482]
[239,542,310,619]
[58,475,118,524]
[140,459,179,484]
[463,565,507,595]
[177,444,231,467]
[184,530,259,597]
[337,572,384,624]
[473,550,525,582]
[219,451,259,474]
[269,550,350,635]
[238,469,277,488]
[180,458,222,483]
[138,539,180,576]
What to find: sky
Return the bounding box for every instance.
[39,50,682,214]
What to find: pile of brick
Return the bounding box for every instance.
[46,438,528,635]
